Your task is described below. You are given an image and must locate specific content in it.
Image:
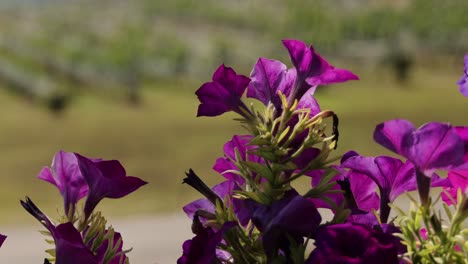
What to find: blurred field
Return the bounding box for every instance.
[0,63,466,225]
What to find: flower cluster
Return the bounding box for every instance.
[180,40,468,263]
[21,151,147,264]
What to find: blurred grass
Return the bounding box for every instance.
[0,65,466,225]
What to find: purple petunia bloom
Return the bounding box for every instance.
[458,53,468,97]
[247,40,358,112]
[442,170,468,206]
[38,150,96,215]
[374,119,465,175]
[75,154,147,219]
[178,221,236,264]
[0,234,6,248]
[306,223,399,264]
[196,64,251,117]
[282,39,358,102]
[249,191,321,260]
[21,197,98,264]
[342,154,449,223]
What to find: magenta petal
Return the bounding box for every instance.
[76,154,147,218]
[282,39,314,76]
[402,122,464,173]
[296,89,321,116]
[442,170,468,205]
[38,151,90,214]
[348,172,379,211]
[374,119,415,154]
[55,223,98,264]
[247,58,294,108]
[306,67,359,87]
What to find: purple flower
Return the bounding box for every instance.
[282,39,358,102]
[306,223,399,264]
[247,58,296,110]
[249,191,321,260]
[75,154,147,219]
[213,135,263,185]
[178,221,236,264]
[0,234,6,248]
[442,170,468,206]
[21,197,98,264]
[374,119,464,175]
[38,151,95,215]
[342,154,449,223]
[196,64,251,117]
[247,40,357,112]
[458,53,468,97]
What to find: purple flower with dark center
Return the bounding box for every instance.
[75,154,147,219]
[249,191,321,261]
[342,154,449,223]
[21,197,98,264]
[0,234,6,248]
[442,170,468,206]
[38,151,97,215]
[374,119,464,175]
[306,223,399,264]
[458,53,468,97]
[178,220,236,264]
[196,64,251,118]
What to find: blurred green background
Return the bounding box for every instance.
[0,0,467,224]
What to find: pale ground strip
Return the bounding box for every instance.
[0,213,192,264]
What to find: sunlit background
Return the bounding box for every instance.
[0,0,467,262]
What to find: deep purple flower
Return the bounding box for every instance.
[38,150,95,214]
[0,234,6,248]
[21,197,98,264]
[374,119,464,175]
[282,39,358,101]
[342,154,449,223]
[75,154,147,219]
[178,221,236,264]
[306,223,399,264]
[442,170,468,206]
[249,191,321,260]
[196,64,251,117]
[458,53,468,97]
